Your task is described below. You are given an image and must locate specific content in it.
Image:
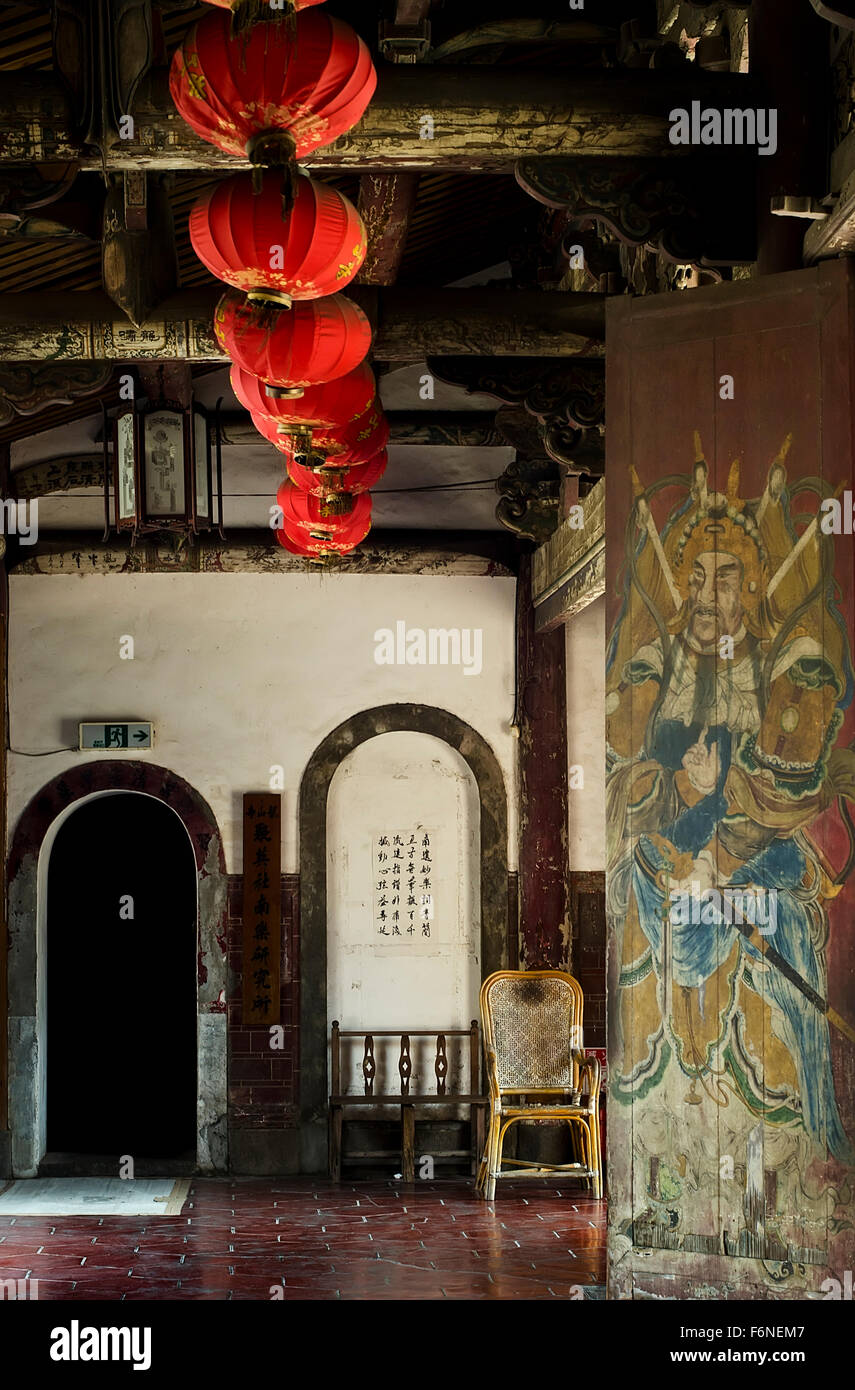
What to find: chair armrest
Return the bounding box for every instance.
[484,1044,502,1112]
[572,1049,601,1107]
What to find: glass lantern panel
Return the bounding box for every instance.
[194,411,210,521]
[117,413,136,521]
[144,412,186,517]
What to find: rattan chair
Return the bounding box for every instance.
[476,970,602,1201]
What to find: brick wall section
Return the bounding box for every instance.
[571,871,606,1050]
[228,873,300,1129]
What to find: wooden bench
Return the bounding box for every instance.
[329,1021,488,1182]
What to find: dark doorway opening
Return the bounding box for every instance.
[46,793,197,1166]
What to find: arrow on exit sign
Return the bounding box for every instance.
[79,722,154,750]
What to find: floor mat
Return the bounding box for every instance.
[0,1178,191,1217]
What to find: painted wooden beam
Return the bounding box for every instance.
[13,528,518,576]
[356,173,419,285]
[0,66,758,171]
[0,289,605,360]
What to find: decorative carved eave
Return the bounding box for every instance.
[531,478,604,631]
[803,173,855,262]
[11,529,517,577]
[0,363,114,427]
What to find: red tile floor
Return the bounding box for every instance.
[0,1178,606,1300]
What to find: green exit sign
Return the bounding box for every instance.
[79,722,154,750]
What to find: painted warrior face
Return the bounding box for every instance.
[687,550,744,647]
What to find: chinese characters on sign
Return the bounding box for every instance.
[373,831,434,940]
[242,792,281,1024]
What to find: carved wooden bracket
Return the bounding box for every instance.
[810,0,855,26]
[495,457,560,545]
[515,156,755,268]
[428,355,605,485]
[0,363,114,428]
[102,173,178,325]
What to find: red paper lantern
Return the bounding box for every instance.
[276,483,372,554]
[191,172,366,304]
[215,289,371,390]
[277,529,361,559]
[170,8,376,173]
[232,361,375,428]
[203,0,325,23]
[286,449,387,499]
[253,405,390,467]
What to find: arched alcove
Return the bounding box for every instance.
[298,704,509,1170]
[327,732,481,1103]
[7,762,229,1176]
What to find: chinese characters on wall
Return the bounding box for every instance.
[373,831,434,939]
[242,792,281,1024]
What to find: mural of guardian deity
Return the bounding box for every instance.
[607,434,855,1263]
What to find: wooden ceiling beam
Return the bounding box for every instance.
[0,288,605,360]
[0,66,757,170]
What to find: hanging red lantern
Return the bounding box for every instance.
[202,0,325,32]
[286,449,386,496]
[284,450,386,514]
[232,361,375,428]
[252,405,390,467]
[191,172,366,304]
[276,483,372,553]
[214,288,371,390]
[277,528,361,560]
[170,8,376,182]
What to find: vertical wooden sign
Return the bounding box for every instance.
[242,792,281,1025]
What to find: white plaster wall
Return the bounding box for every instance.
[7,572,517,873]
[327,732,479,1097]
[564,595,605,871]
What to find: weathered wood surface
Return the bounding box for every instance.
[532,477,604,631]
[12,529,518,576]
[804,175,855,262]
[0,67,758,170]
[357,173,419,285]
[0,289,604,360]
[517,551,571,970]
[605,261,855,1299]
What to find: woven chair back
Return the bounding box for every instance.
[482,972,583,1090]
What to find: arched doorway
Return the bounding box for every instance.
[46,793,197,1162]
[7,761,229,1177]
